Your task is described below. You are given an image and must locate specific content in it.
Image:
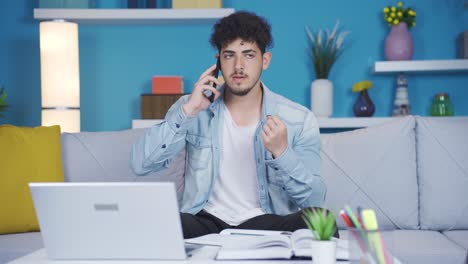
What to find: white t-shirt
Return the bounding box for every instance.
[204,106,264,226]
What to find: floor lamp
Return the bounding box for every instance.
[40,20,80,132]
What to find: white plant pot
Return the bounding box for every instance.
[311,79,333,117]
[310,240,336,264]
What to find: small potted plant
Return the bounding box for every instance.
[302,208,337,264]
[306,21,350,117]
[352,80,375,117]
[0,86,9,119]
[382,1,417,60]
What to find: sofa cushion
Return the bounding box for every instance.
[443,230,468,250]
[417,117,468,230]
[321,116,419,229]
[0,125,64,234]
[339,230,467,264]
[0,232,43,263]
[61,128,185,204]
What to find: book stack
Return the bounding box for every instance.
[172,0,222,9]
[128,0,156,8]
[39,0,91,8]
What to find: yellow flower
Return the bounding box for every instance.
[352,81,373,93]
[381,3,416,28]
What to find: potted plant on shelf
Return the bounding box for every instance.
[383,1,416,60]
[0,86,9,119]
[352,80,375,117]
[306,21,349,117]
[303,208,337,264]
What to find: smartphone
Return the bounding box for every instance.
[203,58,220,103]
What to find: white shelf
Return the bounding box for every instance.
[374,59,468,73]
[132,118,398,129]
[33,8,235,24]
[316,117,397,128]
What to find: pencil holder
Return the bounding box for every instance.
[346,228,394,264]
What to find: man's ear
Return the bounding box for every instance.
[262,51,272,70]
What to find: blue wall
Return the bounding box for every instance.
[0,1,41,127]
[1,0,467,131]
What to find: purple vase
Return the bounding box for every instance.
[353,90,375,117]
[385,22,413,61]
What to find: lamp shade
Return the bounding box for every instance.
[40,20,80,132]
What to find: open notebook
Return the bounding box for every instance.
[185,229,349,260]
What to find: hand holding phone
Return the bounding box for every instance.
[182,63,221,116]
[203,58,220,103]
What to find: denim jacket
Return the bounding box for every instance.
[131,83,325,215]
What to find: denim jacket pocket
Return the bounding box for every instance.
[186,134,212,171]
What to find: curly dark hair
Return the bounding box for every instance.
[210,11,273,54]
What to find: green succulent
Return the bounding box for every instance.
[302,208,337,241]
[0,86,9,118]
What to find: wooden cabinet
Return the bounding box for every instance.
[141,94,185,119]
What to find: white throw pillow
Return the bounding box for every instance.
[320,116,418,230]
[417,117,468,230]
[61,129,185,204]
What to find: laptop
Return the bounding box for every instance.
[29,182,186,260]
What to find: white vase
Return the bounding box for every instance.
[310,240,336,264]
[311,79,333,117]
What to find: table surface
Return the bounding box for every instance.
[9,247,355,264]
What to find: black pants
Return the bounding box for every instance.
[180,207,339,239]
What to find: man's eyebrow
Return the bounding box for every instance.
[242,49,257,54]
[222,49,257,54]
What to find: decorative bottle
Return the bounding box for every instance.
[431,93,454,116]
[392,73,410,116]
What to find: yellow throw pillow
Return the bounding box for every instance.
[0,125,64,234]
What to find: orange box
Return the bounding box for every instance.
[152,76,183,94]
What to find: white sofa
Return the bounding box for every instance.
[1,116,467,264]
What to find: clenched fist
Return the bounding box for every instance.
[261,115,288,158]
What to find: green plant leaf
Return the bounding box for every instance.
[0,86,9,117]
[302,208,336,241]
[302,215,319,240]
[303,209,322,240]
[321,212,337,241]
[305,21,349,79]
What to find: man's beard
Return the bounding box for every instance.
[225,72,261,96]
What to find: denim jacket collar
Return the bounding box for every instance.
[207,81,278,119]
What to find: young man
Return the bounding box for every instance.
[132,11,329,238]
